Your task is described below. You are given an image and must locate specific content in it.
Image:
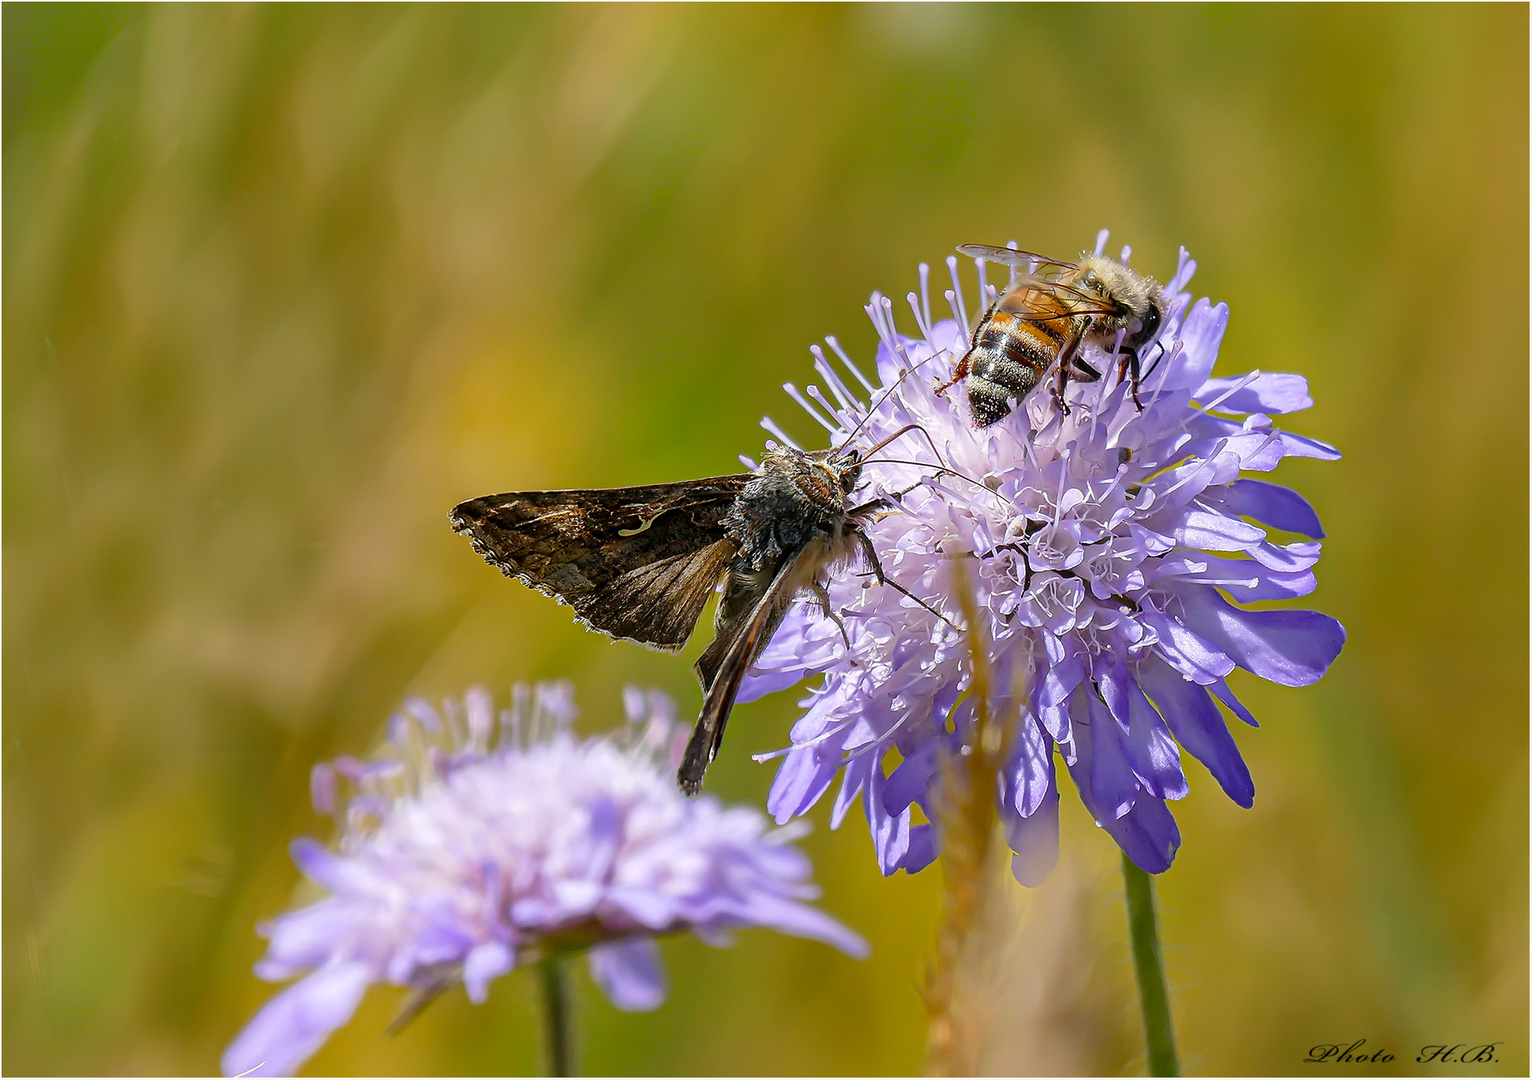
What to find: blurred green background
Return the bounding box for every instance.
[5,3,1526,1075]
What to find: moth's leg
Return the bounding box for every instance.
[847,496,893,518]
[853,528,960,631]
[810,580,852,652]
[846,478,925,522]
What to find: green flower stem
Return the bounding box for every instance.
[537,957,576,1077]
[1122,853,1179,1077]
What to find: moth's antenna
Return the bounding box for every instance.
[856,458,1016,512]
[856,421,941,467]
[834,347,949,453]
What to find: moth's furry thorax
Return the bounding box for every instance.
[724,446,863,572]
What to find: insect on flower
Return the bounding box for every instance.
[939,243,1171,423]
[450,403,956,794]
[741,236,1346,883]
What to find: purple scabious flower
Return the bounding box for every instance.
[739,234,1345,885]
[223,684,866,1077]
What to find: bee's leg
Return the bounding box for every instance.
[853,529,961,631]
[936,299,997,394]
[1051,320,1091,416]
[1070,357,1102,382]
[935,349,973,395]
[1138,339,1170,381]
[810,580,852,652]
[1115,348,1144,410]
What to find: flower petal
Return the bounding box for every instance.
[1139,657,1255,808]
[1005,764,1060,888]
[1174,584,1346,687]
[1214,478,1325,538]
[904,823,939,874]
[463,941,514,1005]
[1101,661,1188,801]
[1198,372,1312,415]
[588,938,667,1012]
[1175,508,1266,551]
[1084,686,1140,820]
[1278,431,1341,460]
[884,738,946,817]
[767,746,839,824]
[1102,794,1181,874]
[1005,714,1054,817]
[1167,300,1227,391]
[864,763,912,875]
[222,960,373,1077]
[1139,611,1235,683]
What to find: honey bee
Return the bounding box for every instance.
[940,244,1170,425]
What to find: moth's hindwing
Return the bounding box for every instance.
[449,476,749,650]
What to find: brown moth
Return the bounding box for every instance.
[450,429,942,795]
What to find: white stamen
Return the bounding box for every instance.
[879,295,913,367]
[738,455,759,471]
[1119,245,1132,264]
[864,292,896,353]
[975,256,990,305]
[918,262,932,329]
[760,417,801,451]
[1193,369,1263,417]
[807,384,852,429]
[785,383,838,433]
[1053,454,1070,527]
[907,291,933,342]
[1006,239,1020,287]
[946,255,969,332]
[811,348,862,412]
[1154,439,1229,500]
[826,336,876,395]
[944,289,965,338]
[1094,228,1110,256]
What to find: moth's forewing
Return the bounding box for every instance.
[450,476,748,650]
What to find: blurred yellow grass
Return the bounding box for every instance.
[5,4,1526,1075]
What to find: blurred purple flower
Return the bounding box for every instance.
[223,684,866,1077]
[740,235,1345,885]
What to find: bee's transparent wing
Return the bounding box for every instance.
[997,274,1122,320]
[957,243,1079,272]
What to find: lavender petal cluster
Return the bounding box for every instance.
[223,684,866,1077]
[740,237,1345,884]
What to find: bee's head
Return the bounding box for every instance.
[1078,254,1166,345]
